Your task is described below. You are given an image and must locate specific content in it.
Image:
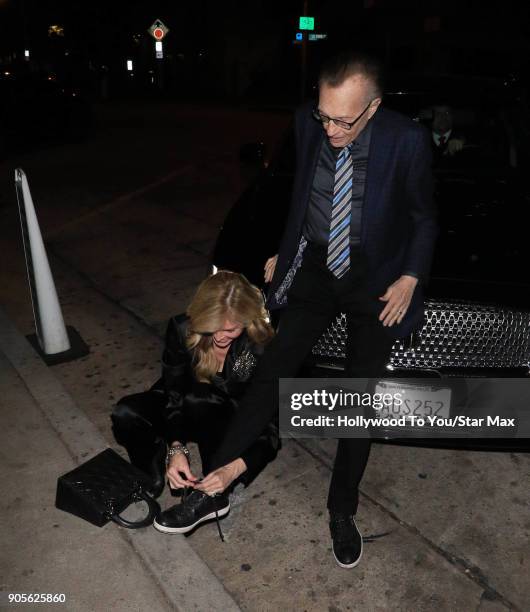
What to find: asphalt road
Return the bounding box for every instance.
[0,100,528,612]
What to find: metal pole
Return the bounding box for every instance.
[300,0,308,102]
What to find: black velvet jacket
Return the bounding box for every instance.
[151,313,280,484]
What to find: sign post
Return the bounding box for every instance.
[298,9,314,101]
[148,19,169,89]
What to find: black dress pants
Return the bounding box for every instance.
[111,391,233,477]
[211,242,394,515]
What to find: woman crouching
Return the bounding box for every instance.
[111,271,278,536]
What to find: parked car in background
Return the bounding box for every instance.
[213,75,530,449]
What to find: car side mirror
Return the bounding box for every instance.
[239,142,267,165]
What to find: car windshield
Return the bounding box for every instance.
[384,92,520,172]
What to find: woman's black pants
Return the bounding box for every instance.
[111,390,232,482]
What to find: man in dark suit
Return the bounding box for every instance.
[429,104,466,165]
[200,51,438,568]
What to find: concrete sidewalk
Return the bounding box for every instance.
[1,303,517,612]
[0,306,240,612]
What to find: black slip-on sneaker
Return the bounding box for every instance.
[329,513,363,568]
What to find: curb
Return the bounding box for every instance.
[0,306,241,612]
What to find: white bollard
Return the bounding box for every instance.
[15,168,71,356]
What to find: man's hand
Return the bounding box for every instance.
[195,458,247,495]
[264,255,278,283]
[445,138,465,156]
[166,452,198,489]
[378,275,418,327]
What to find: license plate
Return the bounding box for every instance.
[374,380,451,421]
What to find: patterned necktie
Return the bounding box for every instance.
[327,145,353,278]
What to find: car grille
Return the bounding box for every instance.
[311,300,530,370]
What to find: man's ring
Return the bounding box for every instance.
[398,309,403,314]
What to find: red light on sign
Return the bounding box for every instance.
[148,20,169,41]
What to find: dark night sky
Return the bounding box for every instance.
[1,1,528,100]
[2,1,529,57]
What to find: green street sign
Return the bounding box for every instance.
[299,16,315,31]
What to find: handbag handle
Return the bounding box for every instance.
[109,489,161,529]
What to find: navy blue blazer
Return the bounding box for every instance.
[266,102,438,339]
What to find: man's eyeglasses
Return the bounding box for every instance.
[312,100,374,131]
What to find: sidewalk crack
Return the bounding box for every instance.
[293,437,520,612]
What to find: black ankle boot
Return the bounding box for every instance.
[126,437,167,498]
[148,438,168,498]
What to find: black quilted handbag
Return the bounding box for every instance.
[56,449,161,528]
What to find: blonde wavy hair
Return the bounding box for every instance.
[186,270,274,382]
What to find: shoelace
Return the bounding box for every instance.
[212,494,225,543]
[331,515,393,543]
[331,516,358,544]
[362,531,392,543]
[183,487,225,542]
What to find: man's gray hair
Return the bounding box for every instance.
[318,50,384,101]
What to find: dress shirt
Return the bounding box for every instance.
[303,119,373,246]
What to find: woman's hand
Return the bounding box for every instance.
[166,451,198,489]
[264,255,278,283]
[195,458,247,495]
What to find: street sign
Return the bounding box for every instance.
[299,16,315,30]
[148,19,169,40]
[309,33,327,41]
[155,40,163,59]
[296,32,303,41]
